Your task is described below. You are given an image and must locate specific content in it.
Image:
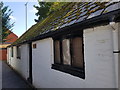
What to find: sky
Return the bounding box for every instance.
[4,1,39,37]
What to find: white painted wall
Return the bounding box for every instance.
[84,25,116,88]
[32,24,119,88]
[8,44,29,80]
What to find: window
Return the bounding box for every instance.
[11,47,13,57]
[52,32,85,79]
[17,46,21,59]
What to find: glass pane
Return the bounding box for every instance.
[71,37,83,68]
[54,40,61,64]
[62,39,71,65]
[17,46,21,58]
[17,47,19,57]
[11,47,13,57]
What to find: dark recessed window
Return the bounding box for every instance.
[17,46,21,59]
[11,47,13,57]
[52,31,85,79]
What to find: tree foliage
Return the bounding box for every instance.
[49,2,67,13]
[34,2,67,22]
[34,2,53,22]
[0,2,14,43]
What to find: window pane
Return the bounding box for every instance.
[54,40,61,64]
[17,47,19,57]
[71,37,83,68]
[62,39,71,65]
[17,46,21,58]
[11,47,13,57]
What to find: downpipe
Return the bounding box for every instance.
[110,21,119,88]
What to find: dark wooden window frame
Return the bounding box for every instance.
[52,31,85,79]
[17,46,21,59]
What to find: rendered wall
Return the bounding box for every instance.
[84,25,116,88]
[32,24,118,88]
[8,44,29,80]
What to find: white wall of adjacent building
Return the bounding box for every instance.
[7,23,119,88]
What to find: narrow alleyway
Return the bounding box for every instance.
[1,61,32,89]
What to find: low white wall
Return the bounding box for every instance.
[32,24,118,88]
[9,44,29,80]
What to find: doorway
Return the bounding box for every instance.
[28,43,32,84]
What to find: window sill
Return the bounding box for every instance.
[51,64,85,79]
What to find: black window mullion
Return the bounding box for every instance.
[82,35,85,73]
[70,38,73,66]
[53,40,56,64]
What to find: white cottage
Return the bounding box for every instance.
[7,2,120,88]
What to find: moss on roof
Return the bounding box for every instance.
[12,2,119,46]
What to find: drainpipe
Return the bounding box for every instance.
[110,19,119,88]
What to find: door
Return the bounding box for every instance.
[28,43,32,84]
